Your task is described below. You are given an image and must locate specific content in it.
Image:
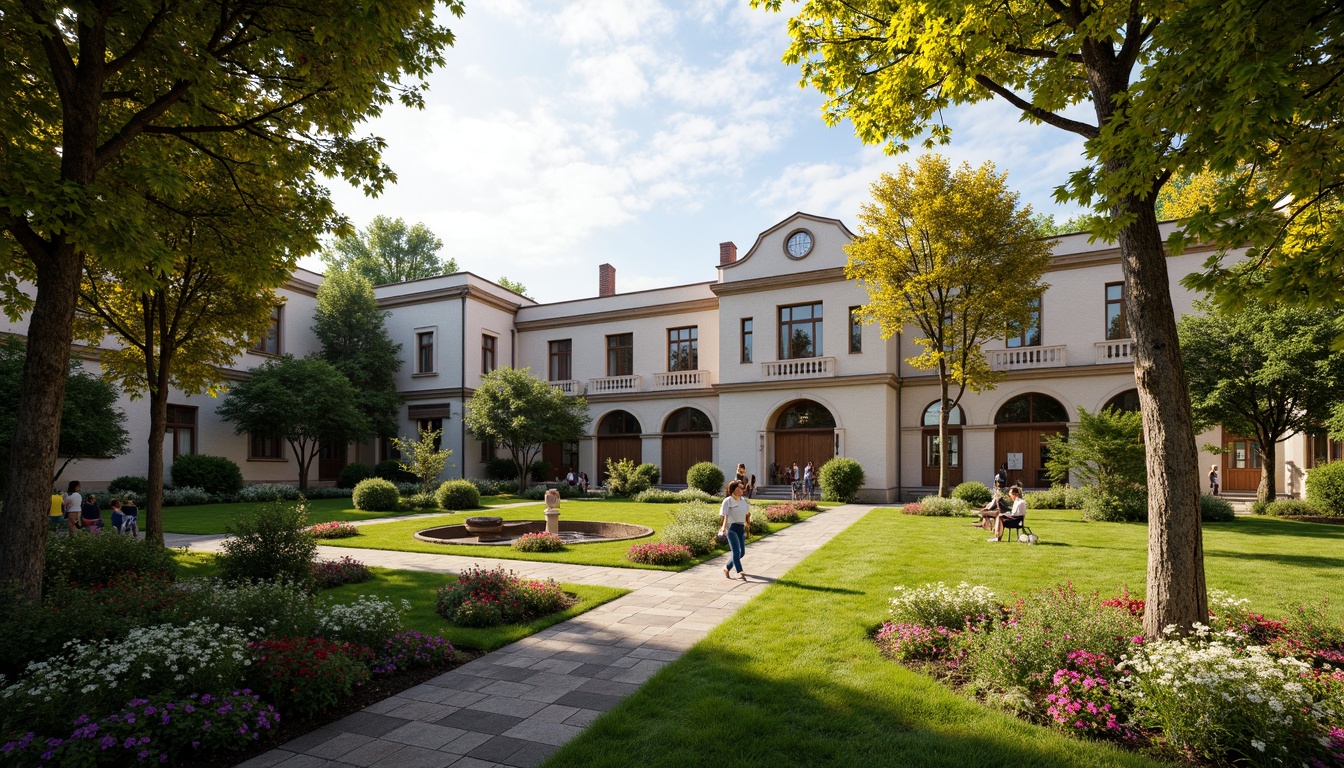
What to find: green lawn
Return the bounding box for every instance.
[544,509,1344,768]
[159,494,524,534]
[317,497,820,570]
[169,553,627,653]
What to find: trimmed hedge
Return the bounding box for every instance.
[1199,493,1236,523]
[337,462,374,489]
[374,459,416,483]
[352,478,400,512]
[436,479,481,510]
[1264,498,1322,517]
[169,454,243,496]
[1306,460,1344,516]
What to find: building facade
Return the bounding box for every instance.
[13,212,1337,501]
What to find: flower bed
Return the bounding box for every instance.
[871,582,1344,765]
[307,521,360,539]
[626,542,693,565]
[435,565,572,627]
[512,531,565,552]
[761,505,801,523]
[312,556,372,589]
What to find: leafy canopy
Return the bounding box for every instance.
[463,367,591,489]
[320,216,457,285]
[496,277,532,300]
[312,269,404,438]
[1044,408,1147,497]
[392,426,454,495]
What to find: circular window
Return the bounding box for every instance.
[785,229,814,259]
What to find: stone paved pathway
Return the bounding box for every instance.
[194,504,873,768]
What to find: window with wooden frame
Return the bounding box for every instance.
[1006,296,1042,348]
[416,330,435,374]
[740,318,753,363]
[481,334,497,374]
[667,326,698,371]
[778,302,823,359]
[249,432,285,460]
[606,333,633,376]
[1105,282,1128,340]
[253,306,281,355]
[165,405,197,459]
[548,339,572,381]
[848,306,863,353]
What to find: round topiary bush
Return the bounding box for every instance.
[952,481,993,507]
[170,454,244,497]
[374,459,416,483]
[686,462,725,496]
[337,462,374,489]
[819,457,865,502]
[634,463,661,486]
[1199,493,1235,523]
[352,478,400,512]
[1306,460,1344,516]
[435,479,480,510]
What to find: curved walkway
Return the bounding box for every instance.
[222,504,873,768]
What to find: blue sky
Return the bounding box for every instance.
[306,0,1091,303]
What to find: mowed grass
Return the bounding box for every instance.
[159,494,522,534]
[318,497,820,570]
[168,553,626,653]
[544,509,1344,768]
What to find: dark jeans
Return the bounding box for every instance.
[726,523,746,573]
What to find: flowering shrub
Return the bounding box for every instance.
[789,499,819,512]
[512,532,565,552]
[1099,588,1145,619]
[626,543,693,565]
[0,621,251,734]
[171,579,318,640]
[1119,626,1333,766]
[0,690,278,766]
[661,501,721,555]
[312,557,373,590]
[161,486,212,507]
[899,502,924,515]
[236,484,304,503]
[761,505,801,523]
[371,631,455,675]
[247,638,371,718]
[874,622,955,662]
[316,595,407,649]
[1044,651,1125,735]
[435,566,570,627]
[307,521,359,539]
[889,582,999,630]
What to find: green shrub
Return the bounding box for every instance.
[216,499,317,589]
[761,504,801,523]
[635,462,661,486]
[172,579,320,639]
[913,495,972,517]
[529,458,552,482]
[1250,499,1271,516]
[819,457,866,502]
[337,462,374,488]
[1199,493,1236,523]
[520,483,586,500]
[400,491,439,510]
[352,477,400,512]
[470,478,517,496]
[436,479,481,510]
[951,481,992,507]
[1024,484,1086,510]
[661,501,720,555]
[889,581,1001,630]
[513,532,565,552]
[686,461,726,495]
[374,458,416,483]
[44,532,177,591]
[107,475,149,495]
[632,487,719,504]
[1264,498,1322,517]
[485,457,518,481]
[605,457,654,496]
[169,454,244,497]
[1079,484,1148,523]
[1306,460,1344,515]
[248,637,371,718]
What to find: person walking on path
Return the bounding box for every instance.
[718,479,751,581]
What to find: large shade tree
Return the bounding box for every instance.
[846,156,1053,497]
[320,216,457,285]
[463,367,591,492]
[216,356,372,490]
[0,0,462,601]
[1179,299,1344,502]
[311,269,403,439]
[757,0,1236,636]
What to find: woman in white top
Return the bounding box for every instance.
[718,480,751,581]
[988,486,1027,542]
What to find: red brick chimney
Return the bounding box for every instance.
[599,263,616,297]
[719,241,738,265]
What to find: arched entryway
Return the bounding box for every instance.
[921,401,964,487]
[994,393,1069,488]
[661,407,713,486]
[596,410,642,483]
[772,400,835,484]
[1103,389,1140,413]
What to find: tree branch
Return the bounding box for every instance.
[973,74,1099,138]
[105,1,172,75]
[94,80,193,170]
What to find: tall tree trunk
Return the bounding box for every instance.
[0,244,82,601]
[938,386,951,497]
[144,376,171,547]
[1257,439,1276,503]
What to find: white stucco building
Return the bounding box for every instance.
[14,213,1340,501]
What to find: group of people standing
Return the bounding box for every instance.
[564,468,589,492]
[51,480,138,537]
[769,461,817,498]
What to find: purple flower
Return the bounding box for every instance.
[100,736,116,750]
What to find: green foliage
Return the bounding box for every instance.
[337,462,375,489]
[605,458,654,496]
[530,459,553,482]
[661,501,722,556]
[216,356,373,489]
[1306,461,1344,516]
[435,566,567,627]
[400,492,439,510]
[217,499,317,589]
[436,479,481,510]
[463,367,591,490]
[632,488,719,504]
[485,457,519,481]
[635,463,661,486]
[108,476,150,495]
[1199,494,1236,523]
[686,462,725,495]
[888,582,1000,630]
[819,457,866,502]
[1263,499,1323,518]
[951,481,992,507]
[313,269,404,438]
[1025,484,1086,510]
[352,478,401,512]
[496,276,532,299]
[44,534,177,592]
[911,495,972,517]
[1080,484,1149,523]
[512,532,565,553]
[1043,407,1146,497]
[374,459,417,483]
[320,216,456,284]
[391,425,454,493]
[470,478,517,496]
[1250,499,1271,516]
[169,454,244,497]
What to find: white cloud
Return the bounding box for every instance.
[570,46,655,109]
[555,0,673,45]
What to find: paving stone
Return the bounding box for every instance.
[501,719,584,746]
[281,728,345,754]
[383,700,461,722]
[304,732,375,759]
[448,758,507,768]
[465,735,531,763]
[383,721,468,750]
[499,741,560,768]
[438,731,495,755]
[575,678,639,697]
[562,708,601,728]
[273,754,343,768]
[477,680,535,697]
[368,744,458,768]
[337,738,405,767]
[333,712,411,738]
[434,708,524,735]
[463,665,538,683]
[464,695,548,718]
[235,749,294,767]
[527,704,580,724]
[552,690,624,712]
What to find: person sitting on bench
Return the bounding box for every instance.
[973,488,1009,529]
[988,486,1026,542]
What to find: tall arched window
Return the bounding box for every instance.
[598,411,642,435]
[921,401,964,487]
[664,407,712,433]
[1103,389,1140,413]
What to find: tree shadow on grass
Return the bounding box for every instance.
[1204,549,1344,570]
[750,576,864,595]
[1220,517,1344,539]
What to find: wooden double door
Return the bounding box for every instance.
[318,441,348,482]
[1221,431,1262,492]
[994,425,1067,488]
[774,429,835,479]
[662,435,712,486]
[596,437,641,483]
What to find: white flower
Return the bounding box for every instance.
[1250,739,1265,752]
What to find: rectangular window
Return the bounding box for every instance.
[481,334,497,374]
[740,318,753,363]
[667,326,698,371]
[848,306,863,354]
[924,434,960,468]
[249,432,284,460]
[1006,296,1042,348]
[549,339,572,381]
[166,405,197,459]
[253,306,281,355]
[779,302,824,359]
[416,330,435,373]
[418,417,444,451]
[1105,282,1128,340]
[480,437,495,463]
[606,333,633,376]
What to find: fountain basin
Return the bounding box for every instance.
[415,520,653,546]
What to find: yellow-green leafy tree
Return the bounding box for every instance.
[847,156,1053,497]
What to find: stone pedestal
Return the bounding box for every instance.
[545,510,560,535]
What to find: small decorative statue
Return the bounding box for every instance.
[544,488,561,534]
